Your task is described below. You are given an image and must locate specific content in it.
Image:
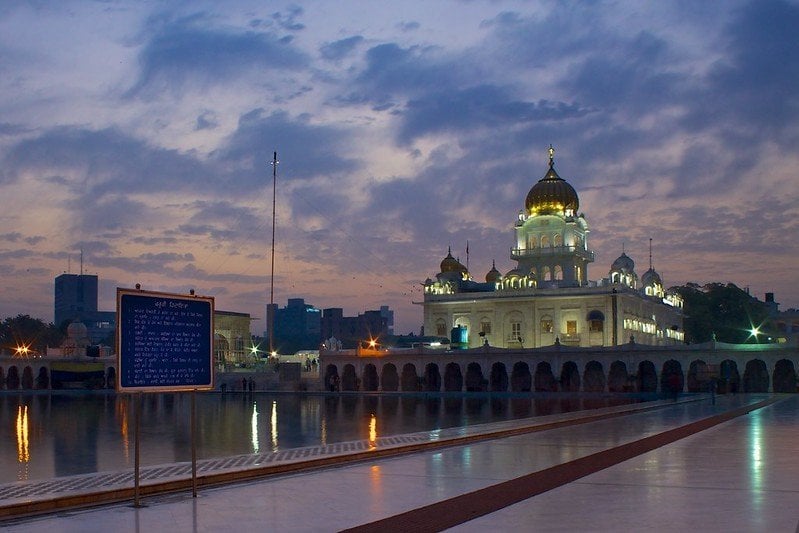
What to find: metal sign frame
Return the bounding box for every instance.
[116,287,215,392]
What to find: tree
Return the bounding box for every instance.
[671,283,770,344]
[0,315,64,354]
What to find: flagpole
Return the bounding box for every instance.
[268,151,278,354]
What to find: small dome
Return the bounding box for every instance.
[485,261,501,283]
[610,252,635,273]
[525,147,579,216]
[439,248,467,274]
[505,267,523,278]
[641,268,662,287]
[67,320,88,339]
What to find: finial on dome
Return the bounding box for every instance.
[548,144,555,168]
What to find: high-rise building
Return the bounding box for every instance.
[321,307,389,349]
[53,273,115,344]
[266,298,322,354]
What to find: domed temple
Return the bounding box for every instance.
[421,146,684,348]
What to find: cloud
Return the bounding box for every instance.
[214,109,361,182]
[127,13,309,97]
[320,35,363,61]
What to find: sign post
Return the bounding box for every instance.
[116,287,214,504]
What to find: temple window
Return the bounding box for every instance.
[436,320,447,336]
[566,320,577,336]
[540,316,553,333]
[553,234,562,247]
[554,265,563,280]
[541,235,550,247]
[481,320,492,335]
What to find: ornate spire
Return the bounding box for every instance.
[548,144,555,168]
[649,238,653,270]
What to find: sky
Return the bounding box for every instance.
[1,0,797,336]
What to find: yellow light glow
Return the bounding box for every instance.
[14,344,31,358]
[368,413,378,450]
[251,402,260,453]
[16,405,29,464]
[270,400,278,450]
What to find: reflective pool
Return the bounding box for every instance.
[1,391,647,484]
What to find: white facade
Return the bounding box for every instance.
[421,147,684,348]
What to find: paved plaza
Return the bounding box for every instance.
[2,394,797,532]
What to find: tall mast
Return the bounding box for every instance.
[268,151,278,354]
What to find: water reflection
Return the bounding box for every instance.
[0,391,644,484]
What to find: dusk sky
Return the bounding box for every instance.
[1,0,797,336]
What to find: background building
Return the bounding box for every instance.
[421,147,684,349]
[321,308,389,349]
[266,298,322,355]
[53,273,115,345]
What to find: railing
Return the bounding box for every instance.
[510,245,594,261]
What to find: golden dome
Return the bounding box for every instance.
[440,248,467,274]
[524,146,579,216]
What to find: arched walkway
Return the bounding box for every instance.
[583,361,606,392]
[424,363,441,392]
[381,363,399,391]
[465,363,485,392]
[638,360,657,392]
[444,363,463,392]
[661,359,684,393]
[401,363,418,391]
[773,359,797,393]
[362,364,379,391]
[510,362,532,392]
[560,361,580,392]
[490,362,508,392]
[743,359,769,392]
[341,364,358,391]
[324,364,340,392]
[608,361,628,392]
[534,361,557,392]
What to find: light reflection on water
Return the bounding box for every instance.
[0,391,643,484]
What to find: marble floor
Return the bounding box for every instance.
[2,394,797,532]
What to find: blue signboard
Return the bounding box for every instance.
[117,288,214,392]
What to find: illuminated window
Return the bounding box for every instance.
[543,266,551,281]
[566,321,577,336]
[541,235,550,247]
[554,234,562,247]
[436,321,447,336]
[481,321,492,334]
[528,235,538,248]
[511,322,522,341]
[540,316,553,333]
[587,310,604,332]
[554,265,563,280]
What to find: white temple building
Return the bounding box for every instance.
[420,147,684,349]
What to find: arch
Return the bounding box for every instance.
[583,361,606,392]
[719,359,741,393]
[444,362,463,392]
[773,359,797,393]
[608,361,628,392]
[21,366,34,389]
[560,361,580,392]
[489,362,508,392]
[401,363,418,391]
[324,364,340,392]
[510,362,532,392]
[36,367,50,390]
[553,234,562,247]
[542,266,552,281]
[106,366,116,389]
[638,360,657,392]
[465,362,485,392]
[362,364,379,391]
[6,366,19,390]
[687,359,709,392]
[743,359,769,392]
[528,235,538,248]
[424,363,441,392]
[341,364,358,391]
[534,361,558,392]
[553,265,563,281]
[435,318,447,337]
[381,363,399,391]
[541,235,550,247]
[660,359,684,394]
